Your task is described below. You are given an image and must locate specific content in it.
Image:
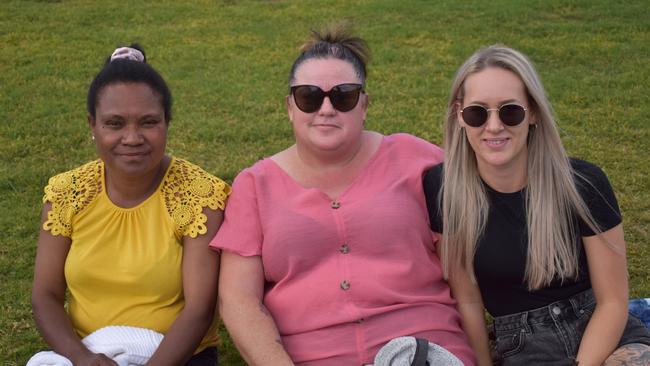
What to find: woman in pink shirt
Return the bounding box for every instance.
[210,23,475,366]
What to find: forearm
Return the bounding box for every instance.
[146,306,215,365]
[31,294,94,363]
[220,297,294,366]
[575,301,628,366]
[457,303,492,366]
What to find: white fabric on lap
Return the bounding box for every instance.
[26,326,163,366]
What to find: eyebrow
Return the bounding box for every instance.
[465,99,522,107]
[98,112,164,120]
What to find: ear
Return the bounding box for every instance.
[286,94,294,122]
[528,109,537,127]
[360,93,369,121]
[88,114,96,128]
[455,102,467,128]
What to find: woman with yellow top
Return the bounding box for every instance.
[31,44,230,366]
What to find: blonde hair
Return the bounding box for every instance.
[440,45,607,289]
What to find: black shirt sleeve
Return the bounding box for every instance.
[571,158,622,236]
[423,163,444,233]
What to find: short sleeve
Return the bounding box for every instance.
[209,168,263,256]
[42,160,103,237]
[572,159,622,237]
[423,163,444,233]
[162,159,231,238]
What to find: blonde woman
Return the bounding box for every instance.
[424,45,650,365]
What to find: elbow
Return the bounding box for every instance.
[184,300,217,326]
[31,289,54,321]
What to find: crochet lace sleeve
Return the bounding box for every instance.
[163,159,232,239]
[42,161,103,237]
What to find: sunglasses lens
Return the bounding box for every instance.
[292,86,324,113]
[330,84,362,112]
[499,104,526,126]
[462,106,488,127]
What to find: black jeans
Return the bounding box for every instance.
[493,289,650,365]
[185,347,219,366]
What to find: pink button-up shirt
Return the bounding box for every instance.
[211,133,475,365]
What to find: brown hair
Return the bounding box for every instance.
[288,21,370,89]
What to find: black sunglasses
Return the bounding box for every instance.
[461,103,528,127]
[290,83,363,113]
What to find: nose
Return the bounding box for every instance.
[318,96,336,115]
[122,124,144,145]
[484,108,504,132]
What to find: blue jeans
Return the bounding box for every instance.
[629,299,650,329]
[492,289,650,365]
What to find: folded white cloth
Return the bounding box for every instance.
[373,336,463,366]
[26,326,163,366]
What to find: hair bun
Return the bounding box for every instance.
[110,46,145,63]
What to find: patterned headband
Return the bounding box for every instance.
[110,47,145,63]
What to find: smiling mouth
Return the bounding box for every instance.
[483,138,509,147]
[120,152,149,157]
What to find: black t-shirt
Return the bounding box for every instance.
[423,158,621,316]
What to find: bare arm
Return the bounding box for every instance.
[219,250,295,366]
[31,203,117,366]
[437,233,492,366]
[146,208,223,365]
[575,224,629,366]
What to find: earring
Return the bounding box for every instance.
[91,135,95,141]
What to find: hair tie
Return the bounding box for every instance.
[110,47,145,62]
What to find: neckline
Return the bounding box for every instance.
[265,135,387,201]
[100,156,175,211]
[483,179,526,198]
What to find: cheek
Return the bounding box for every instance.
[463,129,482,151]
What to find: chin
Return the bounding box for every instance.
[110,158,158,177]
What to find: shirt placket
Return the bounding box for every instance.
[330,198,368,363]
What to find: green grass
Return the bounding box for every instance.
[1,0,649,364]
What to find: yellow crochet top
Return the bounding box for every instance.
[42,157,230,353]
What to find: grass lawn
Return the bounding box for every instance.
[1,0,648,364]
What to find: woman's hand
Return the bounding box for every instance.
[73,352,118,366]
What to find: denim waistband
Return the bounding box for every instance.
[493,288,596,333]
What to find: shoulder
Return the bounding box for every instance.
[424,162,444,185]
[569,158,622,234]
[162,158,232,238]
[569,158,614,193]
[423,163,444,197]
[385,133,443,154]
[570,158,607,177]
[44,160,103,199]
[382,133,444,168]
[230,158,278,189]
[42,160,103,237]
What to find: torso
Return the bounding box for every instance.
[42,158,230,351]
[424,159,622,316]
[212,133,476,365]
